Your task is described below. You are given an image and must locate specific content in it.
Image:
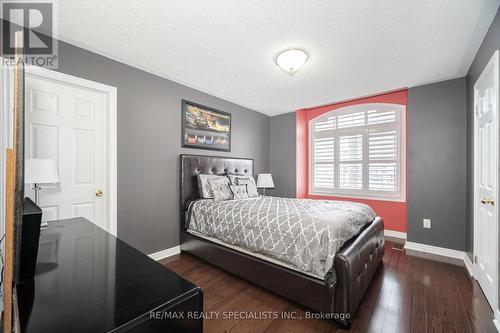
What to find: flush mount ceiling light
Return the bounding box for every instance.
[274,48,309,75]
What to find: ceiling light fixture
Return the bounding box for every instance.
[274,48,309,75]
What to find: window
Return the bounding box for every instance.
[309,103,406,201]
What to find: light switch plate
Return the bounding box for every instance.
[423,218,431,229]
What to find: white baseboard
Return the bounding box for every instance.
[404,241,464,260]
[384,230,407,240]
[494,310,500,333]
[405,242,500,332]
[463,253,475,277]
[494,319,500,333]
[148,245,181,261]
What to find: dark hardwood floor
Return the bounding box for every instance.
[162,241,497,333]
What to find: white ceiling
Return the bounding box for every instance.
[57,0,499,116]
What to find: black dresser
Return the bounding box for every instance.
[16,218,203,333]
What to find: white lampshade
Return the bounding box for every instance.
[257,173,274,189]
[25,159,59,184]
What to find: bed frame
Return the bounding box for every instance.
[179,154,384,327]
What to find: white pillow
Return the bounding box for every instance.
[208,177,233,201]
[197,174,228,198]
[230,185,249,200]
[229,175,259,198]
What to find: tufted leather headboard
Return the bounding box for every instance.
[180,154,254,225]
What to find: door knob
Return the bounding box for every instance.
[96,190,104,197]
[481,198,495,205]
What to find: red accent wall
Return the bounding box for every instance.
[296,89,408,232]
[296,109,308,199]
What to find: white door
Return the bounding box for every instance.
[25,70,110,231]
[474,50,499,312]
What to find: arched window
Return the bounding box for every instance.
[309,103,406,201]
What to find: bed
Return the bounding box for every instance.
[179,154,384,327]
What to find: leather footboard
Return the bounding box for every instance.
[333,217,384,320]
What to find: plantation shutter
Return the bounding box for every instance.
[313,137,334,189]
[309,103,405,201]
[339,134,363,189]
[368,131,397,191]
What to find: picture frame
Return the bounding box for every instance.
[181,100,231,152]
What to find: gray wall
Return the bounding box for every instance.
[407,78,468,250]
[270,112,296,197]
[465,8,500,259]
[34,8,500,256]
[56,41,270,254]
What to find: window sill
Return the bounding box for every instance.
[308,191,406,203]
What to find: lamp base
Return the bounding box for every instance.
[261,188,274,196]
[32,184,48,230]
[33,183,41,205]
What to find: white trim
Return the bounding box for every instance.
[309,191,405,203]
[24,66,118,236]
[404,241,476,278]
[0,65,6,247]
[404,241,464,260]
[384,230,406,240]
[473,50,499,315]
[494,310,500,333]
[26,66,119,96]
[0,62,13,242]
[463,253,475,278]
[148,246,181,261]
[404,240,500,329]
[0,58,14,312]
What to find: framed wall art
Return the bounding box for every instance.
[181,100,231,152]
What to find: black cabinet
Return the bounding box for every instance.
[16,218,203,333]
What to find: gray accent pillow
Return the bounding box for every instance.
[228,174,247,185]
[230,185,249,200]
[208,177,233,201]
[234,177,259,198]
[197,174,228,198]
[228,174,256,185]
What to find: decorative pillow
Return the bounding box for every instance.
[197,174,228,198]
[233,177,259,198]
[208,177,233,201]
[228,174,246,185]
[230,185,249,200]
[228,174,255,185]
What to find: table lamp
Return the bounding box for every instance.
[256,173,274,196]
[25,158,59,205]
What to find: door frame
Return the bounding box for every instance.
[25,66,118,236]
[473,50,499,322]
[0,60,14,263]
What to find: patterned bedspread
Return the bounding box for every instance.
[187,196,376,279]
